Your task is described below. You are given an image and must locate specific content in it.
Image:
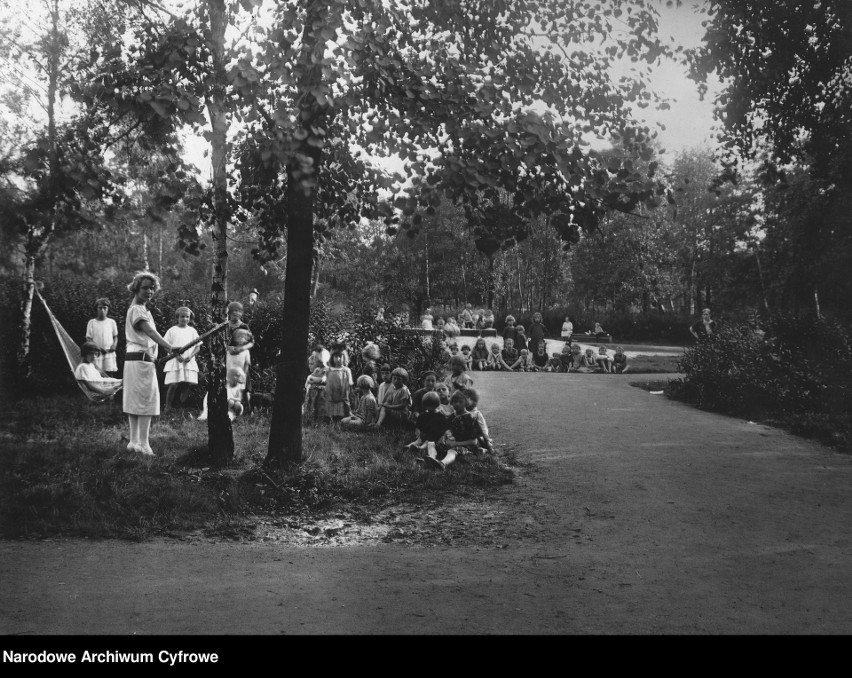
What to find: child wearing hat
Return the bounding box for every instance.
[85,297,119,376]
[75,341,123,394]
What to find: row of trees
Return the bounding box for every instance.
[2,0,849,469]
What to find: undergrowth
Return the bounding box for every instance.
[0,395,514,541]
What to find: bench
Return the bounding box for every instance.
[569,334,613,344]
[404,328,498,338]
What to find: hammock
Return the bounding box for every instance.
[35,289,123,402]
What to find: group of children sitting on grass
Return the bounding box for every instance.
[443,336,629,374]
[302,342,493,471]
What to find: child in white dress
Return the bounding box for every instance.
[75,341,123,395]
[163,307,201,411]
[86,297,118,376]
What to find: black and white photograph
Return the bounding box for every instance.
[1,0,851,644]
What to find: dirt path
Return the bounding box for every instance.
[2,372,852,635]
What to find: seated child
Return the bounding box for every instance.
[410,370,438,424]
[531,340,549,371]
[501,337,520,371]
[612,346,629,374]
[545,352,562,373]
[559,343,575,373]
[577,347,599,373]
[464,387,494,454]
[444,354,475,392]
[406,392,450,461]
[487,342,508,371]
[74,341,123,395]
[470,338,490,371]
[341,375,379,429]
[374,367,411,428]
[596,345,612,373]
[303,355,328,423]
[434,382,454,416]
[226,367,246,421]
[592,322,605,341]
[460,344,473,371]
[517,348,534,372]
[424,390,487,471]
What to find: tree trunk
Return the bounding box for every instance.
[18,0,61,379]
[17,255,37,381]
[753,245,770,312]
[814,285,821,319]
[205,0,233,467]
[266,3,329,470]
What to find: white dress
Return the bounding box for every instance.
[86,317,118,372]
[123,304,160,416]
[163,325,200,384]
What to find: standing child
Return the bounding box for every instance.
[406,392,450,461]
[612,346,630,374]
[424,390,487,471]
[325,350,354,421]
[303,354,328,423]
[162,307,201,412]
[528,312,548,353]
[86,297,119,376]
[471,338,490,371]
[560,315,574,345]
[341,375,379,429]
[514,325,529,354]
[374,367,412,428]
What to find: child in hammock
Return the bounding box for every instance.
[75,341,123,395]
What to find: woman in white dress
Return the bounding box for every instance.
[123,271,175,456]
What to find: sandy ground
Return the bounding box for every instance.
[2,371,851,638]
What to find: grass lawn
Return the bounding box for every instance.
[0,392,514,540]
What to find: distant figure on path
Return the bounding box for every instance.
[690,308,716,341]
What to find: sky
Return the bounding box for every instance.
[641,0,721,157]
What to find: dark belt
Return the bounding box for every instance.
[125,352,154,362]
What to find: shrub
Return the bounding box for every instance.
[675,313,852,449]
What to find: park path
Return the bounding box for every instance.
[2,372,852,635]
